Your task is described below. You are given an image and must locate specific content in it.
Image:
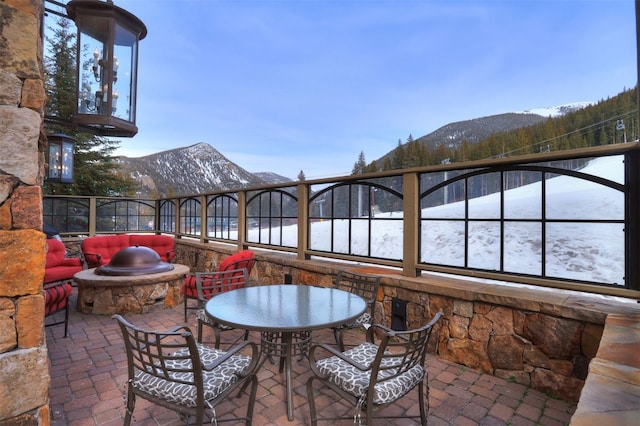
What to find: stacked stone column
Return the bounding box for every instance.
[0,0,51,424]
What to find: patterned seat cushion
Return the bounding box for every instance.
[314,342,424,405]
[196,308,233,330]
[132,343,251,407]
[335,312,372,329]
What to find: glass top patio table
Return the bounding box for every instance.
[205,284,366,420]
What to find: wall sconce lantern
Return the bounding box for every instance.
[47,134,76,184]
[65,0,147,137]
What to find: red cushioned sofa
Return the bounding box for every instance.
[44,238,82,337]
[81,234,176,269]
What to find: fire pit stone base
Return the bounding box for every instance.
[74,264,190,315]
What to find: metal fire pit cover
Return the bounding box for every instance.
[95,245,174,276]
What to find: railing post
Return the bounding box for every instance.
[238,190,247,250]
[88,197,96,236]
[402,172,420,277]
[626,149,640,290]
[174,198,181,238]
[298,182,309,260]
[199,194,207,244]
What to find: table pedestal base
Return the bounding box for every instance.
[260,331,312,420]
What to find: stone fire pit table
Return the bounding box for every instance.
[73,264,189,315]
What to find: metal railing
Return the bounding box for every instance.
[44,143,640,297]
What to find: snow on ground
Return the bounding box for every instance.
[247,155,625,285]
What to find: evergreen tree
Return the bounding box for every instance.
[43,17,134,196]
[364,159,379,173]
[352,151,367,175]
[391,139,405,169]
[382,157,393,171]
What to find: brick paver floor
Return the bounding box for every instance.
[46,292,576,425]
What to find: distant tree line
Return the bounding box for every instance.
[347,87,637,211]
[357,87,637,174]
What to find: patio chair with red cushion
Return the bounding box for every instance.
[195,267,251,348]
[182,249,256,321]
[44,238,82,337]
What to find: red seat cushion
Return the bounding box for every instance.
[45,239,82,284]
[182,250,255,297]
[44,282,73,316]
[182,275,198,298]
[44,265,82,284]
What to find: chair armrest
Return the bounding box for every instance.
[202,340,259,375]
[83,252,102,268]
[166,325,192,334]
[166,250,176,262]
[62,258,82,267]
[365,322,394,342]
[308,342,371,372]
[139,326,194,349]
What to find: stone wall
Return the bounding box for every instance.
[173,240,640,403]
[0,0,50,424]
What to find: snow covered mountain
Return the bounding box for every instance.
[415,103,590,153]
[117,143,291,197]
[520,101,592,117]
[118,103,589,197]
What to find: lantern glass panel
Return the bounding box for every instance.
[113,22,138,123]
[48,142,62,180]
[61,141,74,182]
[78,31,107,116]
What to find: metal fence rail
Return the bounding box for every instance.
[44,143,640,297]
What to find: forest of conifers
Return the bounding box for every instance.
[369,87,637,173]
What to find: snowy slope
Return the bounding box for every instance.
[283,155,624,285]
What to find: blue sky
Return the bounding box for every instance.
[110,0,637,179]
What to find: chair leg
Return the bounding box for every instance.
[306,376,318,426]
[123,387,135,426]
[197,319,203,343]
[63,301,69,338]
[214,326,221,349]
[333,328,346,352]
[183,297,188,322]
[245,375,258,425]
[419,376,428,425]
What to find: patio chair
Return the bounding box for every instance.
[183,249,256,321]
[195,268,251,348]
[306,311,444,425]
[112,314,259,426]
[44,281,74,337]
[331,270,381,351]
[44,238,82,337]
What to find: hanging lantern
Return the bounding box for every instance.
[66,0,147,137]
[47,134,76,184]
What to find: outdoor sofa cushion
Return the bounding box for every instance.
[44,238,82,284]
[81,234,176,268]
